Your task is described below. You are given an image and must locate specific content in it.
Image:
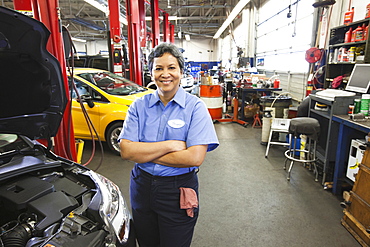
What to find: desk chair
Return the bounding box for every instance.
[265,118,291,158]
[284,117,320,181]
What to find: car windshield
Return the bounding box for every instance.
[77,71,147,95]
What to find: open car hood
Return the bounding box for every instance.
[0,7,67,140]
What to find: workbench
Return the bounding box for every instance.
[332,115,370,194]
[239,88,282,120]
[308,95,356,189]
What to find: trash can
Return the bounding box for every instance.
[260,95,292,118]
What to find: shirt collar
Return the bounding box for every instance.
[149,86,186,108]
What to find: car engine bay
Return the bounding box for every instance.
[0,146,111,247]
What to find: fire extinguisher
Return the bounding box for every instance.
[306,83,314,96]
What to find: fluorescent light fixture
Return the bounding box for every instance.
[72,37,87,43]
[84,0,108,15]
[84,0,127,25]
[145,16,178,21]
[185,34,190,41]
[213,0,250,39]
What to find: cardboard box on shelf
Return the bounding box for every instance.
[201,76,211,85]
[251,74,266,80]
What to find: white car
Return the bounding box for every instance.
[180,73,196,92]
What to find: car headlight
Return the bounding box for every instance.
[90,172,131,244]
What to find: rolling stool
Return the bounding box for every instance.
[284,117,320,181]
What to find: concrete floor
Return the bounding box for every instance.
[81,122,360,247]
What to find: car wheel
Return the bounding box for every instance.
[106,122,123,156]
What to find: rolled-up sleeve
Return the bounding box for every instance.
[186,100,219,152]
[118,100,139,142]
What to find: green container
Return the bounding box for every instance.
[354,98,361,114]
[361,94,370,116]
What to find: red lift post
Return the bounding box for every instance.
[170,23,175,43]
[150,0,160,47]
[126,0,143,85]
[163,12,169,43]
[13,0,77,161]
[139,0,147,48]
[108,0,123,76]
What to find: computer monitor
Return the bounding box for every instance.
[345,64,370,94]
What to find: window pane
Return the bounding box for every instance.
[256,0,314,73]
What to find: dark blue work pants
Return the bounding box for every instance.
[130,166,199,247]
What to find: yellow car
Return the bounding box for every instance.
[69,68,154,155]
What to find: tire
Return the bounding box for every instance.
[106,122,123,156]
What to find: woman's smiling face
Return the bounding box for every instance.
[152,52,183,99]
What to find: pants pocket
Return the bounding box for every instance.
[179,187,198,217]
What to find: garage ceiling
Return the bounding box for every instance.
[1,0,258,42]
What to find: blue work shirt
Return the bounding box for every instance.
[119,86,219,176]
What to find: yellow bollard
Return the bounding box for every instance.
[75,139,84,164]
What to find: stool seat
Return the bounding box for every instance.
[289,117,320,141]
[284,117,320,181]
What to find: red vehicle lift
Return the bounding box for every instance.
[150,0,160,47]
[126,0,143,85]
[163,12,170,42]
[13,0,77,161]
[170,23,175,43]
[13,0,176,159]
[108,0,123,76]
[139,0,147,48]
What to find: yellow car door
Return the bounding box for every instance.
[70,78,103,139]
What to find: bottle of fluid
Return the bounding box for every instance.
[349,47,356,62]
[329,48,334,63]
[333,48,339,63]
[226,92,231,106]
[354,25,364,42]
[345,27,352,43]
[366,4,370,19]
[351,27,356,42]
[344,7,354,25]
[363,25,369,41]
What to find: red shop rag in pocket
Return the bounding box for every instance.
[179,187,198,217]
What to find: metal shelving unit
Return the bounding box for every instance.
[308,94,356,184]
[325,18,370,89]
